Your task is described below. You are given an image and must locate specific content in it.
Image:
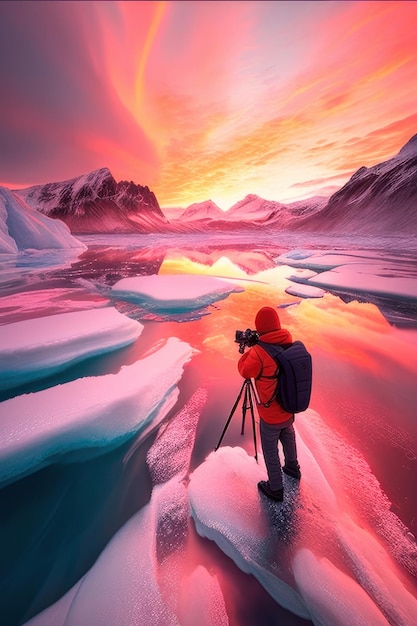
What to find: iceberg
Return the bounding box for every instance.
[0,307,143,392]
[0,336,195,487]
[111,274,244,312]
[0,186,86,254]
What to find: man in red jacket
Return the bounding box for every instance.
[238,306,301,502]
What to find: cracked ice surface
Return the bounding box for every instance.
[24,388,229,626]
[277,249,417,302]
[0,337,195,487]
[188,409,417,626]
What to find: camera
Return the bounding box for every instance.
[235,328,259,353]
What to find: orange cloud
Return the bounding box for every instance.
[1,1,416,206]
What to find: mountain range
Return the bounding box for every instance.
[12,133,417,235]
[17,168,170,234]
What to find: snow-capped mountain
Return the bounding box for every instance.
[298,134,417,234]
[225,194,288,222]
[15,168,170,234]
[178,200,224,221]
[209,194,328,229]
[9,133,417,236]
[0,186,85,254]
[171,194,327,231]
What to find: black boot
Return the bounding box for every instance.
[258,481,284,502]
[282,463,301,479]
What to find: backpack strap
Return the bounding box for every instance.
[255,342,289,407]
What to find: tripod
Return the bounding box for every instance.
[214,379,259,462]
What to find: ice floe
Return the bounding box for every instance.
[0,307,142,392]
[111,274,244,312]
[0,337,195,487]
[285,284,326,298]
[188,410,417,626]
[22,388,228,626]
[277,249,417,303]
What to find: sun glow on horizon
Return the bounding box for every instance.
[0,1,416,207]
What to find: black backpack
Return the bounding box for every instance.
[257,340,312,413]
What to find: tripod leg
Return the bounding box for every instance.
[240,383,249,435]
[214,380,247,451]
[248,380,258,462]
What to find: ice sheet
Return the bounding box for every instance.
[188,411,417,626]
[277,249,417,303]
[0,337,195,487]
[111,274,244,311]
[25,389,227,626]
[0,307,143,391]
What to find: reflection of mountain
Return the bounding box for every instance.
[16,168,170,234]
[54,245,167,285]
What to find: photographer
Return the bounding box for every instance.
[237,306,301,502]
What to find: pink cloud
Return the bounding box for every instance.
[0,1,416,206]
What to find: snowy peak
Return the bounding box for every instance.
[172,193,330,231]
[226,194,287,222]
[396,133,417,159]
[298,133,417,234]
[19,167,116,210]
[179,200,224,221]
[15,169,169,234]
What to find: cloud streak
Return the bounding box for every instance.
[0,0,416,208]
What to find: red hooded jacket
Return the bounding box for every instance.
[237,307,293,425]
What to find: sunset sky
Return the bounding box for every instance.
[1,0,416,210]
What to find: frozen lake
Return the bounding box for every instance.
[1,231,416,626]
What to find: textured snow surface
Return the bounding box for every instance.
[188,411,417,626]
[0,307,143,391]
[0,337,195,487]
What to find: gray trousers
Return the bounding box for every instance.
[260,418,298,491]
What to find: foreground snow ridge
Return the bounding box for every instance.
[0,307,143,391]
[0,337,195,487]
[189,434,417,626]
[20,400,417,626]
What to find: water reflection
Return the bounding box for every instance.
[0,232,416,626]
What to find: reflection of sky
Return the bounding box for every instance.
[1,240,417,624]
[1,1,416,208]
